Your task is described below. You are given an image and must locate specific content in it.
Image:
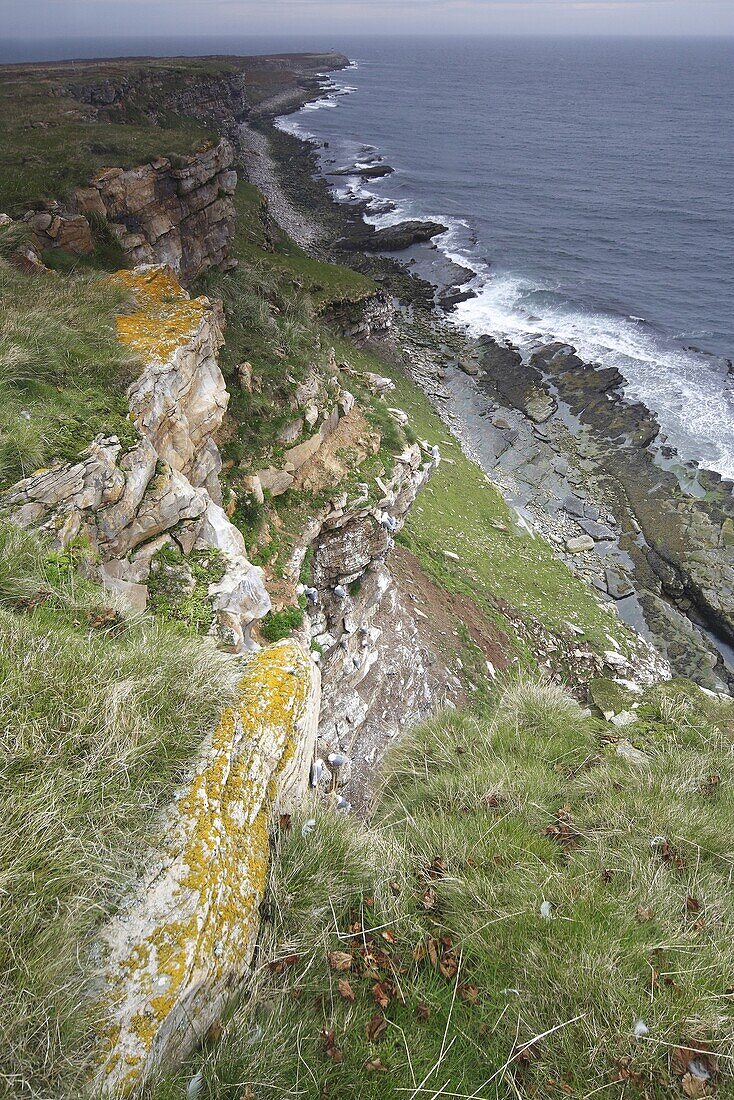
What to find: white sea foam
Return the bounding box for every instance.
[453,271,734,478]
[275,65,734,481]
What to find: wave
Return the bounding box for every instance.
[274,68,734,481]
[453,272,734,478]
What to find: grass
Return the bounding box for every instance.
[147,544,228,635]
[0,255,139,487]
[0,61,216,213]
[327,335,637,665]
[151,676,734,1100]
[0,522,242,1098]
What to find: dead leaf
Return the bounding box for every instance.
[328,951,353,972]
[338,978,355,1002]
[657,839,686,872]
[390,880,402,896]
[636,907,654,922]
[416,1001,431,1021]
[87,607,121,629]
[426,936,439,968]
[279,813,292,832]
[672,1045,717,1082]
[366,1012,387,1042]
[421,887,438,911]
[381,929,397,944]
[439,950,459,980]
[682,1072,710,1098]
[269,953,299,974]
[685,895,701,914]
[430,856,448,877]
[364,1058,390,1073]
[320,1028,343,1063]
[459,984,479,1005]
[372,982,391,1009]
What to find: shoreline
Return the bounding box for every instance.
[242,67,734,693]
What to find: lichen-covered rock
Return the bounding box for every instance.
[116,266,228,499]
[93,639,320,1094]
[1,266,270,651]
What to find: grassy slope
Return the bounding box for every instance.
[0,55,710,1100]
[0,524,241,1098]
[152,677,734,1100]
[0,245,139,488]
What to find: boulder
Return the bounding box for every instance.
[566,535,595,554]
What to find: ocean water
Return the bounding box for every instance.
[275,37,734,478]
[4,35,733,476]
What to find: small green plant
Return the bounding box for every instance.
[147,545,226,634]
[259,604,304,643]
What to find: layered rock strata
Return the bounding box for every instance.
[93,639,320,1093]
[73,139,238,283]
[1,265,270,650]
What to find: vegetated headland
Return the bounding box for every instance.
[0,50,732,1100]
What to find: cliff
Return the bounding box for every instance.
[0,51,730,1100]
[2,265,270,651]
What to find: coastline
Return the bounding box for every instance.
[239,64,734,693]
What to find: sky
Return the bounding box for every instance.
[4,0,733,41]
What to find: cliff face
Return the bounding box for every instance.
[75,139,239,284]
[2,266,270,650]
[306,440,450,806]
[9,139,239,285]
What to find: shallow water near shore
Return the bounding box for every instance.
[276,36,734,479]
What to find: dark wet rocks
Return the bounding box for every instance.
[338,220,449,253]
[329,162,394,179]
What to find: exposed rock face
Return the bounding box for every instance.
[118,266,229,499]
[73,139,238,284]
[22,208,94,255]
[328,292,394,346]
[1,266,269,650]
[305,441,447,806]
[93,640,320,1094]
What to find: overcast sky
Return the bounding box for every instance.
[5,0,734,40]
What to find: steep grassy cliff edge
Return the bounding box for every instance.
[0,54,732,1100]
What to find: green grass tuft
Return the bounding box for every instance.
[153,677,734,1100]
[0,522,240,1097]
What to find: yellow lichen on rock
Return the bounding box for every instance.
[93,639,320,1094]
[113,266,209,363]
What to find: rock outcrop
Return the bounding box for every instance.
[93,639,320,1093]
[339,219,449,253]
[2,265,269,650]
[73,139,238,284]
[301,440,450,806]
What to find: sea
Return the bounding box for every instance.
[5,35,734,475]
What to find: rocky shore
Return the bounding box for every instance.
[245,77,734,693]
